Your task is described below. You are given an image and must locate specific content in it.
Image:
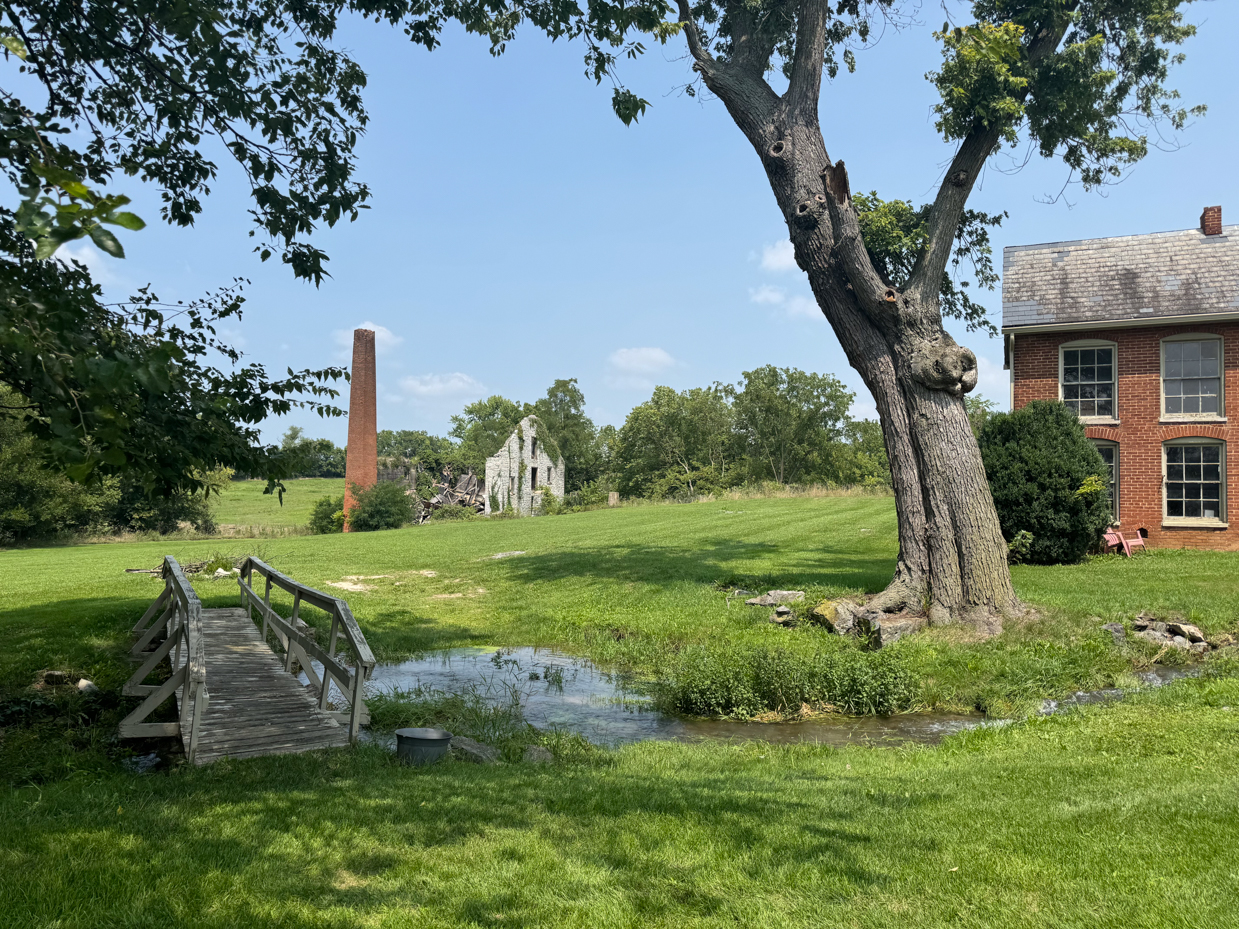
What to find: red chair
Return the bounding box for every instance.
[1103,531,1124,554]
[1120,531,1147,557]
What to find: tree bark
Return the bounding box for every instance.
[679,0,1017,626]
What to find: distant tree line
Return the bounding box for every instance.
[288,369,892,504]
[1,368,895,541]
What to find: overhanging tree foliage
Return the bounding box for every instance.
[0,0,393,492]
[368,0,1201,626]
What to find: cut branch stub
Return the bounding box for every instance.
[821,161,851,207]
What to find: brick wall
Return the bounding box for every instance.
[1011,323,1239,550]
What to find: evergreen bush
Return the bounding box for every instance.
[978,400,1113,565]
[348,482,415,531]
[307,495,345,534]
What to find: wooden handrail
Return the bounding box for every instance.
[119,557,210,763]
[237,557,375,742]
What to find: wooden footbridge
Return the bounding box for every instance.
[118,557,375,764]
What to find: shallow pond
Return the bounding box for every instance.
[361,647,986,748]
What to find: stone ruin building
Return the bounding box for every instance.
[484,415,565,516]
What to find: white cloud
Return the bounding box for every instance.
[399,372,485,398]
[57,241,124,287]
[332,322,404,359]
[785,295,820,319]
[606,347,677,390]
[749,285,786,305]
[749,285,820,320]
[216,326,248,350]
[759,240,797,273]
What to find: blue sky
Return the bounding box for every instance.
[66,2,1239,445]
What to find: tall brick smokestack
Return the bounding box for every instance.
[343,328,377,531]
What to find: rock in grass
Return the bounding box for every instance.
[76,678,99,694]
[450,736,500,764]
[42,670,69,686]
[745,590,805,607]
[522,745,553,764]
[1136,629,1172,646]
[811,599,860,635]
[1101,622,1127,645]
[1167,621,1207,644]
[859,613,927,648]
[1210,633,1236,650]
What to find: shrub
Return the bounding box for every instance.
[656,645,917,718]
[348,481,415,531]
[428,504,477,522]
[978,400,1113,565]
[308,495,344,534]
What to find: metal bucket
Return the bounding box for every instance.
[395,727,453,766]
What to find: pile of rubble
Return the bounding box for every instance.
[1128,612,1234,656]
[735,588,924,648]
[417,468,486,522]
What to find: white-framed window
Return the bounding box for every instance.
[1164,438,1226,523]
[1060,340,1116,420]
[1161,334,1223,418]
[1091,439,1119,523]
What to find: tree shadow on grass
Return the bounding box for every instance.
[497,538,897,595]
[0,747,938,927]
[0,595,150,690]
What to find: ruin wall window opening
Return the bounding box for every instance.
[1163,437,1226,525]
[1059,339,1117,421]
[531,467,538,490]
[531,438,537,459]
[1161,334,1224,419]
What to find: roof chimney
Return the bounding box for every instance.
[1201,205,1222,236]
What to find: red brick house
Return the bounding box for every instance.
[1003,206,1239,550]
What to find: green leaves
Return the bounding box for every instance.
[852,191,1003,336]
[0,34,27,59]
[611,89,650,126]
[930,21,1030,144]
[13,161,147,260]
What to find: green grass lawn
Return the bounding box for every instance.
[4,497,1239,928]
[3,496,1238,714]
[2,671,1237,928]
[211,477,345,529]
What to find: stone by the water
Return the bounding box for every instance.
[1167,621,1206,644]
[450,736,500,764]
[522,745,553,764]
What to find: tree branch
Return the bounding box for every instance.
[675,0,781,144]
[907,10,1078,302]
[785,0,829,123]
[819,159,898,322]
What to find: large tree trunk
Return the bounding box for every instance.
[683,16,1018,628]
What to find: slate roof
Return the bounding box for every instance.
[1002,224,1239,331]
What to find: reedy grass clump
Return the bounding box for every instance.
[657,644,918,718]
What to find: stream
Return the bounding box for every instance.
[363,647,981,748]
[353,648,1200,749]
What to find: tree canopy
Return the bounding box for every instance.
[0,0,389,493]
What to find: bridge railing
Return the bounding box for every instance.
[237,557,375,742]
[120,557,209,763]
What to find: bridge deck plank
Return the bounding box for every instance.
[180,607,348,765]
